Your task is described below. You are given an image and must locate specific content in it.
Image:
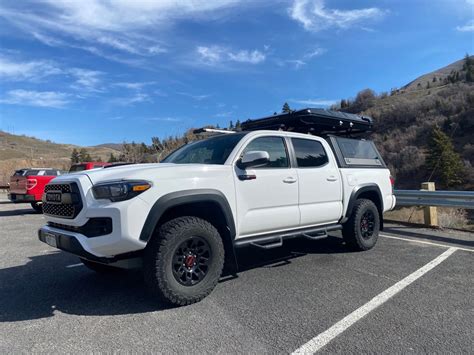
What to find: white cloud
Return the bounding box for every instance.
[0,0,242,60]
[69,68,104,92]
[304,47,327,59]
[176,92,211,101]
[196,45,266,65]
[0,90,70,108]
[285,59,306,69]
[114,82,156,90]
[228,49,266,64]
[146,117,182,122]
[289,0,385,32]
[456,20,474,32]
[0,57,62,81]
[290,98,338,107]
[112,93,151,106]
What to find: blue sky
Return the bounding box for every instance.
[0,0,473,146]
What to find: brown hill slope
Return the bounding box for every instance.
[0,131,121,184]
[338,56,474,190]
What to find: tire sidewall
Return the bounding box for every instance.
[150,218,224,303]
[354,201,380,249]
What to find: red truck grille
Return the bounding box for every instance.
[43,183,83,219]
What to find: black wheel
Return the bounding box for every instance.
[31,202,43,213]
[144,216,225,306]
[80,258,122,273]
[342,199,380,251]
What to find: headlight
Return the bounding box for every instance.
[92,180,152,202]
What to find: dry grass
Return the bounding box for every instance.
[0,131,121,185]
[385,206,473,231]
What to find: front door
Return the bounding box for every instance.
[234,136,300,238]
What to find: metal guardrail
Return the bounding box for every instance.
[395,190,474,209]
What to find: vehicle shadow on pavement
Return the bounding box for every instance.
[231,234,351,275]
[0,235,349,322]
[384,226,474,248]
[0,252,169,322]
[0,208,37,217]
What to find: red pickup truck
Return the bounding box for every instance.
[8,168,63,212]
[69,162,110,172]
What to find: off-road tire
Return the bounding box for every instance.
[342,198,380,251]
[144,216,225,306]
[80,258,122,273]
[31,202,43,213]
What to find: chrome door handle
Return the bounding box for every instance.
[283,177,297,184]
[326,176,338,182]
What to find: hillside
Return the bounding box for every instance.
[337,55,474,190]
[0,131,121,184]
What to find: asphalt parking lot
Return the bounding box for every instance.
[1,198,473,353]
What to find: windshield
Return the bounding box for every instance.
[162,133,246,165]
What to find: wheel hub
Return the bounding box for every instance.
[185,254,196,268]
[172,237,211,286]
[360,210,375,239]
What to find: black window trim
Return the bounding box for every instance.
[290,137,330,169]
[326,135,387,169]
[237,135,291,170]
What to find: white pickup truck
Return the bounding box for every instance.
[39,109,396,306]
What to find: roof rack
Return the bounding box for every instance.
[240,108,373,136]
[193,128,236,135]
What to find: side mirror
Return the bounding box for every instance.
[237,151,270,169]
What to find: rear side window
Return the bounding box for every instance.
[292,138,328,168]
[333,137,383,167]
[44,170,59,176]
[25,170,40,176]
[243,137,289,168]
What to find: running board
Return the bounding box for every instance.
[234,224,342,249]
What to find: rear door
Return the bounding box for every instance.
[234,135,300,237]
[291,137,343,226]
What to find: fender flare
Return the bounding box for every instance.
[343,184,384,228]
[139,189,236,242]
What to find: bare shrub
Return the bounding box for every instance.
[437,208,470,229]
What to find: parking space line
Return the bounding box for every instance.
[292,247,457,354]
[66,263,84,268]
[380,233,473,253]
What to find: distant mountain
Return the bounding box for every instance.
[338,55,474,190]
[402,57,471,91]
[0,131,122,184]
[94,143,123,151]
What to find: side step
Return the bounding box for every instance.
[234,224,342,249]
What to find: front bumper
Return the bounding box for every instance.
[8,193,36,202]
[38,227,142,263]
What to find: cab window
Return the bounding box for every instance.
[292,138,328,168]
[242,137,289,168]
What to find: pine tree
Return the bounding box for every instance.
[107,153,118,163]
[229,120,234,129]
[70,148,80,164]
[426,126,464,188]
[78,148,92,162]
[235,119,241,130]
[282,102,291,113]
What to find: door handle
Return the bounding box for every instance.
[283,177,297,184]
[326,176,338,182]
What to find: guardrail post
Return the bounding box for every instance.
[421,182,438,226]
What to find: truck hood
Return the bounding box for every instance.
[59,163,229,185]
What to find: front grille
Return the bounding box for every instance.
[43,182,83,219]
[44,184,71,193]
